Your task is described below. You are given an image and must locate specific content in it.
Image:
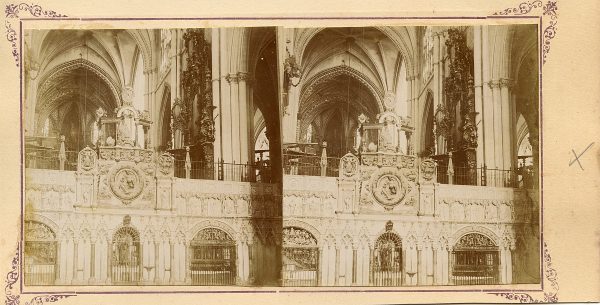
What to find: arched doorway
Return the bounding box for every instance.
[189,228,236,285]
[24,220,57,285]
[111,226,142,284]
[281,227,319,286]
[371,231,403,286]
[451,233,500,285]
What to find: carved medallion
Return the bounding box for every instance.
[78,147,97,171]
[339,153,359,178]
[420,159,437,181]
[109,164,145,203]
[157,153,174,176]
[372,169,406,208]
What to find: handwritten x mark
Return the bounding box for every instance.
[569,142,595,170]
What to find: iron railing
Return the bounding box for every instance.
[281,247,319,286]
[283,154,340,177]
[25,148,78,171]
[111,264,141,284]
[437,165,536,188]
[451,250,500,285]
[174,160,271,183]
[190,245,236,286]
[23,264,55,285]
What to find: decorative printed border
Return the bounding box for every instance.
[493,0,558,64]
[5,244,75,305]
[4,3,67,67]
[491,242,559,303]
[3,1,559,304]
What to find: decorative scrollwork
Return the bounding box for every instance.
[491,242,558,302]
[4,3,67,67]
[493,0,543,15]
[192,228,234,245]
[454,233,497,250]
[5,244,75,305]
[283,227,317,247]
[493,1,558,65]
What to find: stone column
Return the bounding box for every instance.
[506,247,513,284]
[242,241,250,282]
[169,241,175,284]
[219,29,233,163]
[90,241,96,283]
[402,248,407,286]
[238,73,250,165]
[153,241,159,283]
[432,32,441,154]
[229,74,241,163]
[473,26,485,176]
[369,247,374,285]
[499,248,506,284]
[211,28,222,162]
[481,26,496,170]
[334,248,340,286]
[491,80,503,169]
[317,248,323,286]
[352,248,358,285]
[447,248,453,285]
[432,246,438,285]
[416,245,423,286]
[106,239,112,284]
[500,78,514,171]
[185,242,192,284]
[55,239,62,283]
[72,241,79,283]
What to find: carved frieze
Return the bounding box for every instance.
[99,147,153,163]
[283,227,317,247]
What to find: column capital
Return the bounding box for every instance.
[499,78,515,89]
[486,80,502,89]
[225,73,239,83]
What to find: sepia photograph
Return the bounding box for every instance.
[21,24,541,288]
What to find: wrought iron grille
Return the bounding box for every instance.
[190,228,237,286]
[111,226,141,284]
[281,227,319,286]
[24,241,56,285]
[371,232,402,286]
[451,233,500,285]
[24,221,57,285]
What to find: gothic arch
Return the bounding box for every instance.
[36,58,121,118]
[187,220,238,244]
[295,26,416,78]
[24,213,59,236]
[282,219,321,246]
[451,225,500,247]
[300,65,384,111]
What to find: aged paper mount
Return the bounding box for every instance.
[1,0,599,304]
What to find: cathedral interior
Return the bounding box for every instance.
[22,25,540,287]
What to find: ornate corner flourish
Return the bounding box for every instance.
[493,0,558,65]
[5,244,75,305]
[490,242,559,303]
[4,3,67,67]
